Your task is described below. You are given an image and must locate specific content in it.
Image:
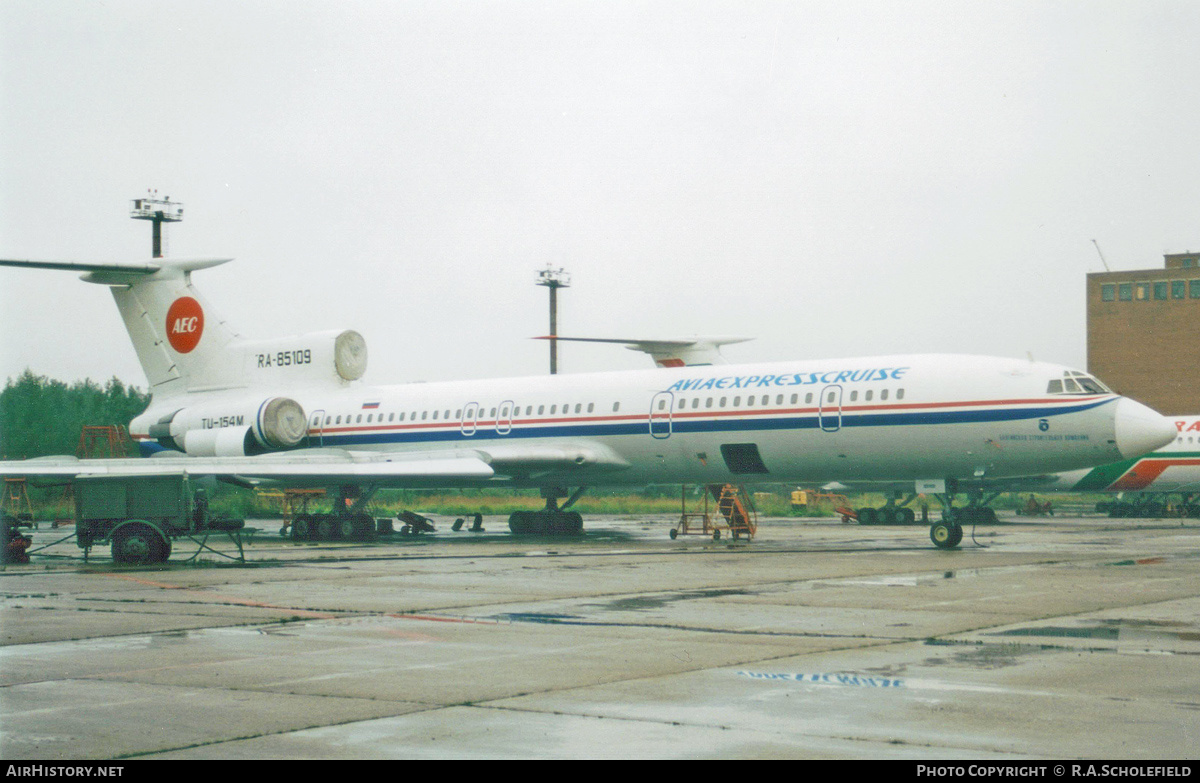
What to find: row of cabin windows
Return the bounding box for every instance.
[314,401,619,427]
[666,389,906,411]
[1101,280,1200,301]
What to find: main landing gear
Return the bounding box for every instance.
[508,487,586,536]
[290,485,379,542]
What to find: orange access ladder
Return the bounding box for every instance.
[671,484,757,541]
[77,425,132,458]
[711,484,757,540]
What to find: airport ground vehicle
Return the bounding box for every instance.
[73,474,245,563]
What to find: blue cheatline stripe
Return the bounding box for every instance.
[310,398,1115,448]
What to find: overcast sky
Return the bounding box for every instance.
[3,0,1199,391]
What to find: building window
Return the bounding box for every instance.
[1185,258,1196,268]
[1191,280,1200,299]
[1136,283,1149,301]
[1154,282,1168,300]
[1119,283,1133,301]
[1173,280,1186,299]
[1101,284,1116,301]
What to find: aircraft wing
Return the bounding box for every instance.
[0,440,629,487]
[536,335,752,367]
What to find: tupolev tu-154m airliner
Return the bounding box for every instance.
[0,256,1177,555]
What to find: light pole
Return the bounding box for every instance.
[536,266,570,374]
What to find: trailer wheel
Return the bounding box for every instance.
[112,522,170,565]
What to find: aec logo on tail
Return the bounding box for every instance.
[166,296,204,353]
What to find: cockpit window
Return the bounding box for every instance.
[1047,371,1111,395]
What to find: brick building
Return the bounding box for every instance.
[1086,251,1200,415]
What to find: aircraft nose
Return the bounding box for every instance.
[1114,398,1177,459]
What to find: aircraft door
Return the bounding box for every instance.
[461,403,479,436]
[497,400,514,435]
[649,391,673,439]
[310,409,326,446]
[819,385,843,432]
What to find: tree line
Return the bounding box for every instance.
[0,370,150,459]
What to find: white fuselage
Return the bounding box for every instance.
[132,353,1140,489]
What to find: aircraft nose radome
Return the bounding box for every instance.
[1114,398,1177,459]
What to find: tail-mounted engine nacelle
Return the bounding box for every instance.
[150,397,309,457]
[241,329,367,386]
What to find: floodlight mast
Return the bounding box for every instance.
[130,190,184,258]
[536,265,570,374]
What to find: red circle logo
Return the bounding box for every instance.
[165,297,204,354]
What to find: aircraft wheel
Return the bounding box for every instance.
[338,516,358,540]
[508,511,533,535]
[669,528,678,539]
[713,529,721,540]
[316,515,338,541]
[897,507,916,525]
[858,507,878,525]
[880,508,898,525]
[112,522,170,565]
[948,522,963,547]
[550,511,583,535]
[292,515,311,540]
[930,521,959,549]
